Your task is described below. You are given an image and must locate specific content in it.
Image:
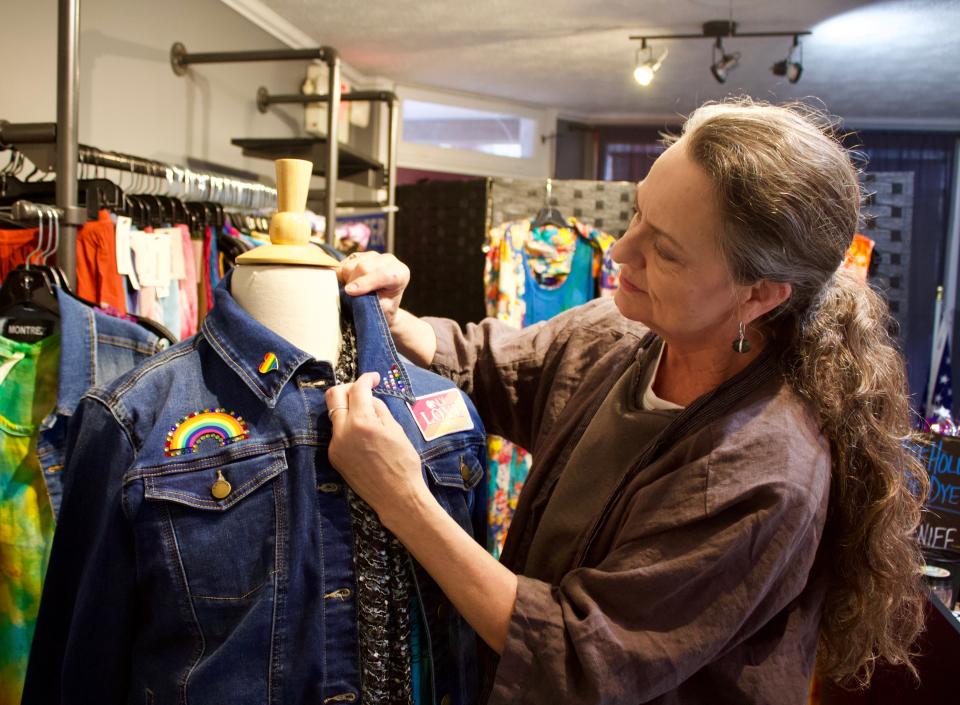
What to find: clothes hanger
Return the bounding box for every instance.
[0,208,61,321]
[531,178,570,230]
[38,207,69,291]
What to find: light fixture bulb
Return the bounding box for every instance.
[634,63,655,86]
[772,59,803,83]
[772,37,803,83]
[632,46,667,87]
[710,41,740,84]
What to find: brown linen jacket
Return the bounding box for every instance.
[426,298,831,705]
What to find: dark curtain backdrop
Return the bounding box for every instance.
[596,125,670,182]
[852,131,957,408]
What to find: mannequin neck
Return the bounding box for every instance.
[232,264,342,364]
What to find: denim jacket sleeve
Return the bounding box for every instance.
[23,394,138,705]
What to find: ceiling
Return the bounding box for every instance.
[259,0,960,126]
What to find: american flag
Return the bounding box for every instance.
[925,306,954,421]
[929,339,953,419]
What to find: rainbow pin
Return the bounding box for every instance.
[164,408,250,457]
[259,352,279,374]
[382,363,405,392]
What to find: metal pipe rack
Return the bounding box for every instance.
[256,88,399,252]
[170,43,341,245]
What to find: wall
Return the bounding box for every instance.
[1,0,323,181]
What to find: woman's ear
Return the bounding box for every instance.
[742,280,792,324]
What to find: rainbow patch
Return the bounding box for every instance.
[164,408,250,457]
[258,352,279,374]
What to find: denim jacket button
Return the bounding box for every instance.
[440,694,452,705]
[210,471,232,500]
[318,482,341,494]
[458,458,471,482]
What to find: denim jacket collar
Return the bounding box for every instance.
[55,288,98,417]
[201,270,416,408]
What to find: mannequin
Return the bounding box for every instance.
[231,158,342,363]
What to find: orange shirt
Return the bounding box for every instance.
[0,228,54,280]
[76,210,127,315]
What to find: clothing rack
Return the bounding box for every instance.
[1,141,278,221]
[76,146,277,209]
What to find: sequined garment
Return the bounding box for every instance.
[336,320,414,705]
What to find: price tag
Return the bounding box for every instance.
[116,215,134,275]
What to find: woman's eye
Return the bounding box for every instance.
[655,245,677,262]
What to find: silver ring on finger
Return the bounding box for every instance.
[327,406,349,419]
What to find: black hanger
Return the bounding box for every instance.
[184,202,208,235]
[532,205,569,229]
[0,177,124,221]
[169,197,188,225]
[531,179,569,229]
[208,202,225,229]
[126,195,143,228]
[0,266,61,331]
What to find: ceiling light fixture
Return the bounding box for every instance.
[630,20,811,85]
[771,35,803,83]
[633,40,669,86]
[710,37,740,84]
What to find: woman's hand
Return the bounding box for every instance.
[325,372,431,526]
[337,252,438,368]
[338,252,410,327]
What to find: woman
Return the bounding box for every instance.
[325,99,927,704]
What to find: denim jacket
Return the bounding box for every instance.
[39,288,165,515]
[24,276,487,705]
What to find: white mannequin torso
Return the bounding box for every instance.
[232,264,342,364]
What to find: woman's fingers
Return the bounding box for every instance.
[339,253,410,297]
[336,251,373,286]
[325,383,350,432]
[346,372,381,420]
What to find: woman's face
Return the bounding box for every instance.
[611,140,747,352]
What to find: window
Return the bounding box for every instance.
[402,100,536,159]
[396,85,552,179]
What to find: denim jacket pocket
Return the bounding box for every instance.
[423,442,484,491]
[141,449,288,602]
[422,441,484,528]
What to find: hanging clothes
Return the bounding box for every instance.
[841,233,876,283]
[0,332,59,705]
[0,288,163,705]
[482,217,619,557]
[0,229,51,282]
[75,210,127,315]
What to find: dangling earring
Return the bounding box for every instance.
[732,321,752,354]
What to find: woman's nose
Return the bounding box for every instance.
[611,229,644,267]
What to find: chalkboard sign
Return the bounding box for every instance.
[910,434,960,554]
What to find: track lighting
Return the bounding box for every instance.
[630,20,811,84]
[710,37,740,84]
[771,35,803,83]
[633,43,668,87]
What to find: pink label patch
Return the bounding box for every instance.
[407,389,474,441]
